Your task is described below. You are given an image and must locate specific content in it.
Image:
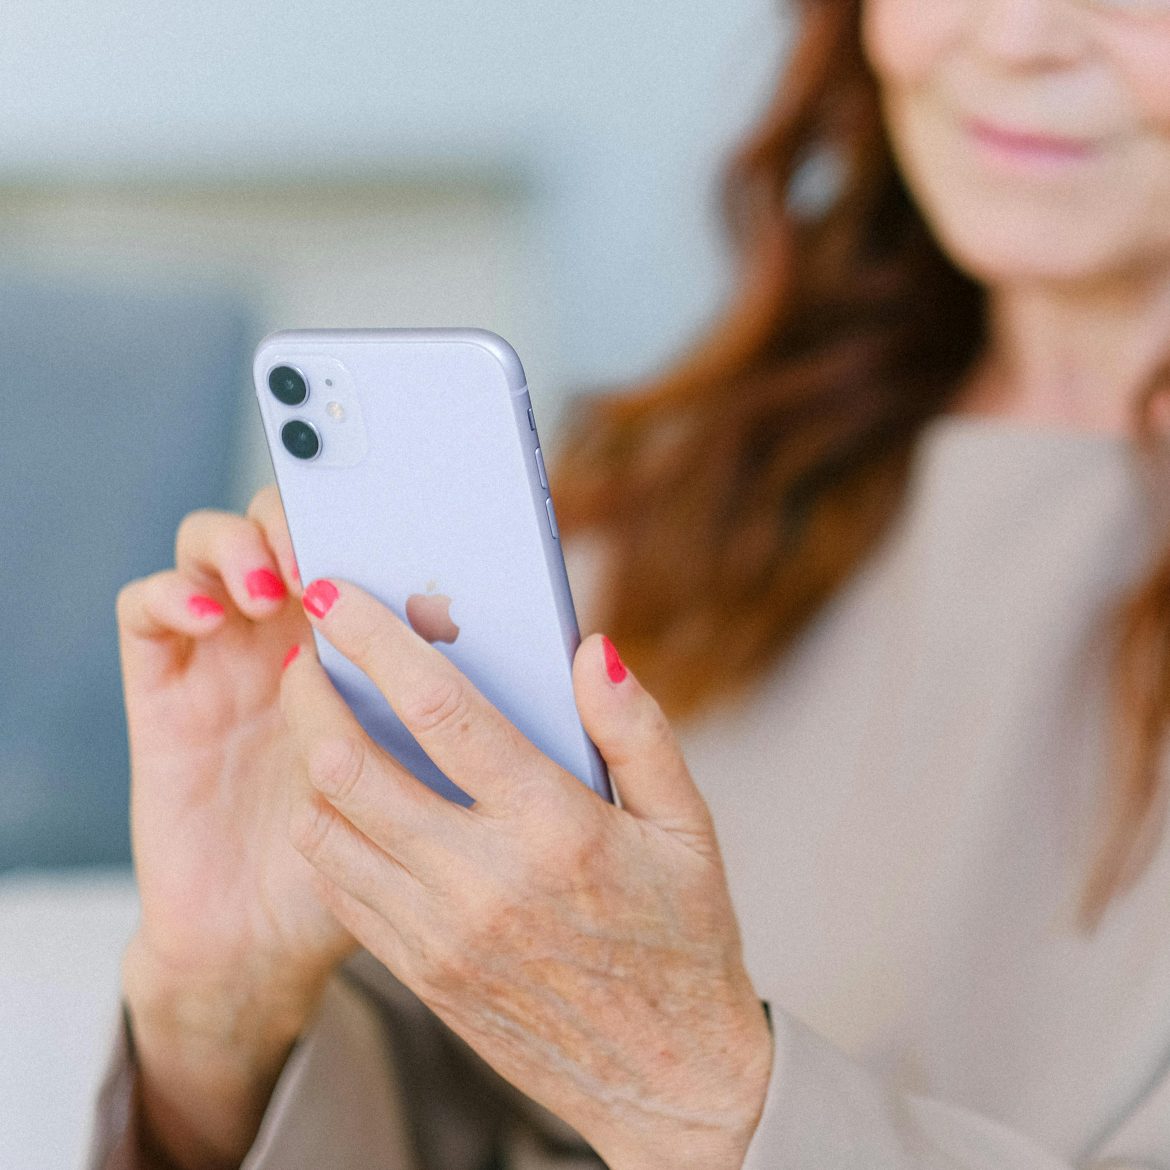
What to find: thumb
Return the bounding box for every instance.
[573,633,714,842]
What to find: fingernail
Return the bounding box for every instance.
[302,579,339,619]
[246,568,287,601]
[188,595,225,619]
[602,635,627,684]
[282,644,301,671]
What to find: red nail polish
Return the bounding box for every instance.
[246,568,287,600]
[188,594,225,619]
[282,644,301,671]
[602,635,627,684]
[302,579,339,619]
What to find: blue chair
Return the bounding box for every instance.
[0,271,255,869]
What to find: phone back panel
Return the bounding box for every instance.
[253,328,612,805]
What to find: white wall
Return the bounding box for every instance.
[0,0,792,386]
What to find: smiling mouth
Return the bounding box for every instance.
[964,116,1100,169]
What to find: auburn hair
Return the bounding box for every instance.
[548,0,1170,933]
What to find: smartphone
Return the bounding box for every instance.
[252,327,613,807]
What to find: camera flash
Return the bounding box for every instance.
[326,401,345,421]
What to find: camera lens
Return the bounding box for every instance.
[269,365,308,406]
[281,419,321,461]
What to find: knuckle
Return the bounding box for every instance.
[245,483,280,521]
[174,507,214,553]
[114,579,141,623]
[176,507,253,567]
[289,794,338,863]
[529,797,608,882]
[639,695,677,757]
[342,613,393,670]
[306,736,367,803]
[115,572,164,628]
[402,675,471,738]
[247,486,291,549]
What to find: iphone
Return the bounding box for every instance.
[252,328,613,806]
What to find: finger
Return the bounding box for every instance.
[175,508,290,620]
[116,569,228,683]
[288,785,424,939]
[280,639,460,877]
[572,633,714,843]
[299,577,553,810]
[305,867,415,982]
[245,483,301,596]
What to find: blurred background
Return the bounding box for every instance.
[0,0,790,1163]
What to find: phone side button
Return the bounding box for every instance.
[545,497,560,540]
[534,446,549,489]
[528,406,536,431]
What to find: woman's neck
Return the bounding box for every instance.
[951,270,1170,437]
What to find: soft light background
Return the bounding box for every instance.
[0,1,791,1164]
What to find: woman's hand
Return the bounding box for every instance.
[116,486,356,1167]
[280,578,773,1170]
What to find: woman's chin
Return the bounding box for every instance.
[935,223,1142,291]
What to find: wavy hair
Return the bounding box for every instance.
[549,0,1170,932]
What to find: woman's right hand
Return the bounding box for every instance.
[115,484,356,1168]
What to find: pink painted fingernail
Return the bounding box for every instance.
[246,568,287,600]
[188,594,225,619]
[602,635,627,684]
[302,579,339,619]
[282,644,301,671]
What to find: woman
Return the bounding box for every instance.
[88,0,1170,1166]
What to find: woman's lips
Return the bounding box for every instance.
[964,116,1100,174]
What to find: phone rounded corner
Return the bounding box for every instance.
[253,329,289,359]
[459,329,528,394]
[251,331,287,390]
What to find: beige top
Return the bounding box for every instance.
[88,414,1170,1169]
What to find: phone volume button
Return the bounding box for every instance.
[545,497,559,540]
[534,446,548,489]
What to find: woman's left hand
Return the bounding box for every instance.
[279,578,773,1170]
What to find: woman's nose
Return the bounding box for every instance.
[970,0,1090,71]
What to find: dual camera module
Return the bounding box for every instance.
[268,366,320,460]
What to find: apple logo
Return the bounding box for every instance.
[405,580,460,644]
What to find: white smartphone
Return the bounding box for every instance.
[252,328,613,807]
